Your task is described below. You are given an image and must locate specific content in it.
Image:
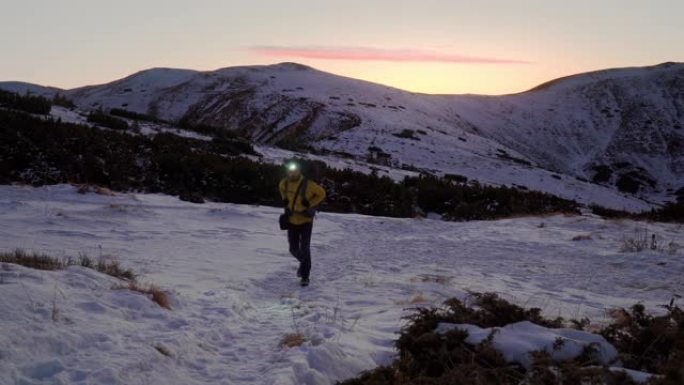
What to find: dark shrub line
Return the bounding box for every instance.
[52,94,76,108]
[0,109,583,221]
[109,108,166,124]
[87,109,129,130]
[4,108,679,221]
[601,303,684,377]
[0,89,52,115]
[591,201,684,223]
[1,92,680,222]
[340,293,683,385]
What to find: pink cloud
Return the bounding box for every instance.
[247,46,529,64]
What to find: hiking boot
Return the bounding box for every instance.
[300,278,309,287]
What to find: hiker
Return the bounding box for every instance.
[278,161,326,287]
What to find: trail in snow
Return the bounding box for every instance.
[0,185,682,385]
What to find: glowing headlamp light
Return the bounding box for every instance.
[286,162,299,172]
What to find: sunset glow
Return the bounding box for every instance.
[247,46,530,65]
[1,0,682,94]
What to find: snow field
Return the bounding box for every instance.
[0,184,682,385]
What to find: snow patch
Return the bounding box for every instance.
[436,321,617,369]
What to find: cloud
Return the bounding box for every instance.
[247,46,529,64]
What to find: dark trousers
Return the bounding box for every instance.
[288,222,313,280]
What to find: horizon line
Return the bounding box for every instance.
[0,61,680,97]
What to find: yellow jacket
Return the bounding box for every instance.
[279,176,326,225]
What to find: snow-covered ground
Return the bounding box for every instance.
[1,185,683,385]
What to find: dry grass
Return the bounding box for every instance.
[0,249,135,281]
[0,249,65,271]
[75,184,114,196]
[117,282,172,310]
[620,238,648,253]
[94,259,136,281]
[108,203,127,212]
[607,308,632,328]
[619,229,650,253]
[279,332,307,349]
[619,229,681,255]
[571,234,593,241]
[4,249,171,313]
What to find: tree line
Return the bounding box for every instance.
[0,89,52,115]
[1,107,681,222]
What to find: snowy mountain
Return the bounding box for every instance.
[0,81,62,98]
[2,62,683,210]
[453,63,684,198]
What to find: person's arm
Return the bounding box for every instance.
[307,182,326,208]
[279,179,292,215]
[279,179,287,201]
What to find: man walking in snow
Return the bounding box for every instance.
[279,161,326,287]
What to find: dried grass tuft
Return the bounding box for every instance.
[0,249,135,281]
[117,282,172,310]
[279,332,307,349]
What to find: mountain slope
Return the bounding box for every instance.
[453,62,684,193]
[1,62,682,210]
[0,81,62,97]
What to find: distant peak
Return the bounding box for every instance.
[526,62,684,93]
[0,81,62,95]
[271,62,313,71]
[655,61,683,68]
[133,67,198,75]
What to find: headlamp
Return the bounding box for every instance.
[286,162,299,172]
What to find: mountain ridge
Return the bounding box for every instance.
[2,61,681,97]
[2,62,683,210]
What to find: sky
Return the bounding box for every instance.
[1,0,683,95]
